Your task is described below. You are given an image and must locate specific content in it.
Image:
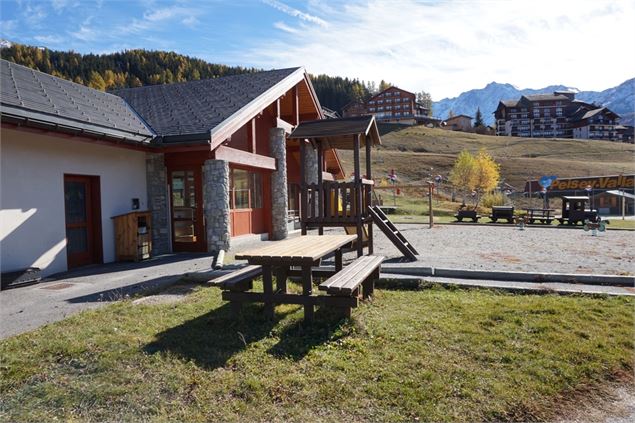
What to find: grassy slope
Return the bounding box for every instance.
[1,283,632,422]
[338,127,635,188]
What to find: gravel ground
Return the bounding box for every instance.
[327,224,635,275]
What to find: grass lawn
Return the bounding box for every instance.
[1,283,633,422]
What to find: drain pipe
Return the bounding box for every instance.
[213,250,225,270]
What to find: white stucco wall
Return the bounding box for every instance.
[1,128,148,276]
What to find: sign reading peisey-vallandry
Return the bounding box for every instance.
[525,174,635,192]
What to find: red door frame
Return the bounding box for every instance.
[167,166,207,252]
[63,174,103,269]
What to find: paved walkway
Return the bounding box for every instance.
[0,254,213,339]
[381,274,635,296]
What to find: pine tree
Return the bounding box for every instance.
[474,107,484,127]
[88,71,106,91]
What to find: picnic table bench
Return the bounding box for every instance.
[525,208,556,225]
[213,235,383,323]
[489,206,515,223]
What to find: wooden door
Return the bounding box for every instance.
[169,168,206,252]
[64,175,102,268]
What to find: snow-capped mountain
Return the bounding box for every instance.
[433,79,635,126]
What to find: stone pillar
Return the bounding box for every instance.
[269,127,288,240]
[302,144,318,185]
[203,159,231,252]
[146,153,170,255]
[302,143,319,217]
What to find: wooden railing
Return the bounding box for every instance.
[301,180,373,225]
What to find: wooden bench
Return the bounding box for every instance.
[319,255,384,317]
[209,265,262,292]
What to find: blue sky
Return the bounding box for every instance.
[1,0,634,100]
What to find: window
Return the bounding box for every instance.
[377,99,384,104]
[386,106,392,110]
[385,92,392,96]
[230,169,263,209]
[369,107,375,112]
[378,106,384,111]
[369,100,375,105]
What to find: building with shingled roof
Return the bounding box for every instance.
[494,90,622,141]
[1,59,344,277]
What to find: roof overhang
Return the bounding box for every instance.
[1,103,155,145]
[209,67,321,151]
[287,115,382,150]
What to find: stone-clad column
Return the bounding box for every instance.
[146,153,170,255]
[269,127,288,240]
[302,143,319,217]
[302,144,318,185]
[203,159,231,252]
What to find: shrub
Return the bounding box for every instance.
[481,192,506,208]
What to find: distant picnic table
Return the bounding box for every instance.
[525,208,556,225]
[215,234,382,323]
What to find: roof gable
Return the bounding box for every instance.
[113,67,307,144]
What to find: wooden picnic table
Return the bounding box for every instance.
[233,234,357,322]
[525,208,556,224]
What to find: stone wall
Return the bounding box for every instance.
[145,153,170,255]
[203,159,231,252]
[269,127,288,240]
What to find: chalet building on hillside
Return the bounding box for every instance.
[1,59,344,277]
[494,91,622,141]
[441,114,473,132]
[342,86,435,125]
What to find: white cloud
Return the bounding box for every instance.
[70,25,97,41]
[120,5,200,34]
[33,34,64,44]
[237,0,635,100]
[273,21,299,34]
[263,0,328,28]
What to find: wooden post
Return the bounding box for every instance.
[317,141,324,235]
[301,265,314,323]
[275,266,288,294]
[292,85,299,126]
[622,189,626,220]
[353,134,363,257]
[365,135,373,254]
[428,182,434,228]
[300,140,307,235]
[262,265,274,319]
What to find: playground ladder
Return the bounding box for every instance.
[368,205,419,261]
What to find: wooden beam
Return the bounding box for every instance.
[249,119,256,153]
[292,85,299,126]
[215,145,276,170]
[317,142,324,235]
[276,117,294,134]
[322,171,335,182]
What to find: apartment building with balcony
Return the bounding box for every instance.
[342,86,432,125]
[494,91,622,141]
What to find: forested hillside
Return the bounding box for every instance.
[0,42,379,114]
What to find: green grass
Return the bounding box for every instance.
[1,283,633,422]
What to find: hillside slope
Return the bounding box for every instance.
[338,127,635,189]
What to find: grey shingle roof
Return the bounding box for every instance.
[288,115,381,149]
[522,93,570,102]
[0,59,154,142]
[112,67,300,142]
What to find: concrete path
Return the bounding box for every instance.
[380,273,635,296]
[0,253,214,339]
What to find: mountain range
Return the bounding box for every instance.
[433,78,635,126]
